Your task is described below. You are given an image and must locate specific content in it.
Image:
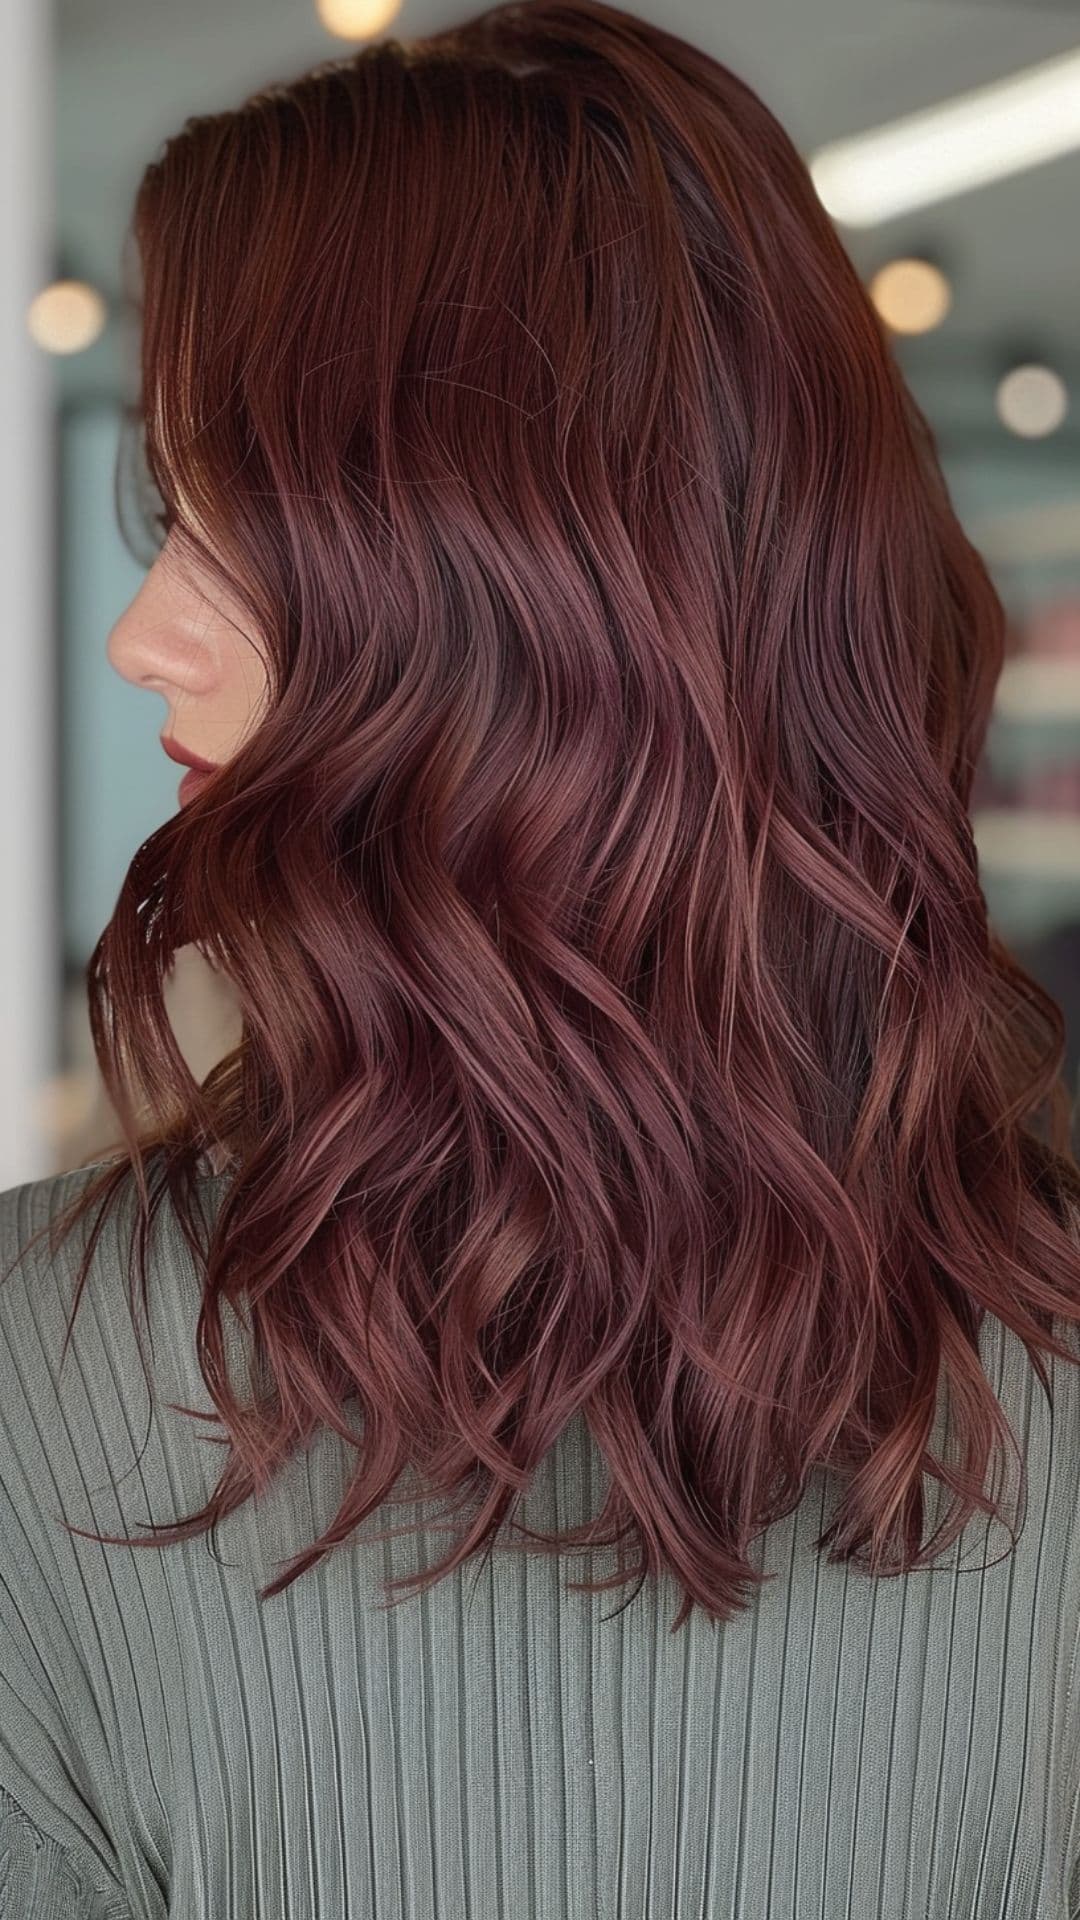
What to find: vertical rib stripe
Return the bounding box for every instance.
[2,1163,1080,1918]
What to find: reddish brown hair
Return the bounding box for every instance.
[14,0,1080,1627]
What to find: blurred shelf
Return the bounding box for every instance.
[971,498,1080,567]
[974,807,1080,879]
[994,657,1080,722]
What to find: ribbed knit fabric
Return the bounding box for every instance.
[3,1159,1080,1918]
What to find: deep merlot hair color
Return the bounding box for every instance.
[15,0,1080,1628]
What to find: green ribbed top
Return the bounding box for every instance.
[3,1158,1080,1918]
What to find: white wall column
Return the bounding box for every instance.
[0,0,57,1186]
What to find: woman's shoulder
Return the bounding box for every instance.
[0,1149,229,1275]
[0,1158,126,1337]
[0,1154,214,1314]
[0,1157,236,1495]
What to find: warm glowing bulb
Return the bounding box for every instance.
[869,257,951,335]
[995,364,1069,439]
[26,280,107,355]
[315,0,402,38]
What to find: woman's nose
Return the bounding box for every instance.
[106,568,167,690]
[106,556,211,697]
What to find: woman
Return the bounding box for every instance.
[3,1,1080,1913]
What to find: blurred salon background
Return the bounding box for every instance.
[2,0,1079,1187]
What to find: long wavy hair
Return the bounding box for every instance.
[12,0,1080,1628]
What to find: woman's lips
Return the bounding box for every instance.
[160,734,219,774]
[160,734,220,805]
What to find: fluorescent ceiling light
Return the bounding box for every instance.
[810,46,1080,226]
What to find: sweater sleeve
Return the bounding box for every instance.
[0,1501,134,1920]
[0,1178,133,1920]
[0,1782,129,1919]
